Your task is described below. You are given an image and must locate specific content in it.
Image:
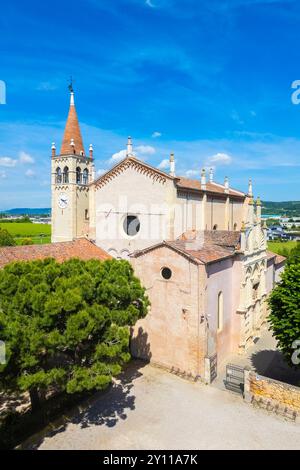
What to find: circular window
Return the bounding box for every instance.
[123,215,140,237]
[161,267,172,280]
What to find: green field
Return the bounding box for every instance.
[268,240,298,257]
[0,223,51,245]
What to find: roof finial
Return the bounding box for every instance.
[51,142,56,158]
[201,168,206,190]
[224,176,229,193]
[68,77,75,106]
[89,144,94,159]
[248,178,253,197]
[127,136,133,156]
[169,152,175,177]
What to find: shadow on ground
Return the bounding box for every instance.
[24,359,148,449]
[251,349,300,386]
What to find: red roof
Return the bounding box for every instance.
[176,177,245,198]
[133,230,241,265]
[0,239,110,269]
[60,94,85,156]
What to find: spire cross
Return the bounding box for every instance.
[68,76,74,93]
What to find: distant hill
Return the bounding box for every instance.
[0,208,51,216]
[262,201,300,217]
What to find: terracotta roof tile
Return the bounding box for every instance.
[167,240,235,264]
[0,239,110,269]
[179,229,241,248]
[176,177,245,198]
[133,230,241,265]
[60,97,85,156]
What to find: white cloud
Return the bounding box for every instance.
[19,151,35,164]
[25,169,36,178]
[135,145,156,155]
[37,81,58,91]
[184,169,199,178]
[158,158,169,170]
[108,145,155,165]
[206,152,232,166]
[0,157,17,167]
[0,170,7,179]
[145,0,155,7]
[152,131,162,138]
[231,110,244,125]
[97,168,106,177]
[109,149,127,164]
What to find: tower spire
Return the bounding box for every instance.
[60,85,85,156]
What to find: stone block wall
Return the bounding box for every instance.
[244,370,300,421]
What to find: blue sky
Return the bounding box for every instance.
[1,0,300,209]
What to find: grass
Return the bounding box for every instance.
[268,240,298,257]
[0,223,51,245]
[15,236,51,245]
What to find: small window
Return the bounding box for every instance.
[217,291,223,332]
[85,209,89,220]
[56,167,62,184]
[63,166,69,184]
[233,223,237,231]
[213,224,218,230]
[252,282,259,300]
[161,267,172,280]
[76,167,82,184]
[83,168,89,185]
[123,215,140,236]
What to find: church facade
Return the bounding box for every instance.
[50,90,285,381]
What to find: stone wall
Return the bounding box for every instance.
[244,370,300,421]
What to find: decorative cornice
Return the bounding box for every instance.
[93,157,172,190]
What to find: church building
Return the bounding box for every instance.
[4,89,285,382]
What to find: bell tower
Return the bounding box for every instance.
[51,86,95,243]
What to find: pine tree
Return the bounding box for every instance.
[0,258,149,411]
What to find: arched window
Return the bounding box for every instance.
[233,223,237,231]
[217,291,224,332]
[56,167,62,184]
[63,166,69,184]
[213,224,218,230]
[82,168,89,185]
[76,167,82,184]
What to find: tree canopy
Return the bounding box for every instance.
[0,228,15,247]
[0,258,149,410]
[268,243,300,367]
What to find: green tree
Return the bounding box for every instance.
[0,228,15,247]
[0,258,149,411]
[268,243,300,366]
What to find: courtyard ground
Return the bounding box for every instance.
[23,358,300,450]
[216,326,300,389]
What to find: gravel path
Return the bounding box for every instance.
[32,362,300,450]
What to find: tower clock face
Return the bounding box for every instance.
[58,193,68,209]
